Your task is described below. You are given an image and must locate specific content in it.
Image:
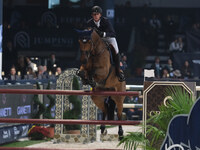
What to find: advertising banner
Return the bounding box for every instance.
[0,85,34,119]
[0,124,30,144]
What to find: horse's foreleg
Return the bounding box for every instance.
[91,96,107,135]
[77,66,89,85]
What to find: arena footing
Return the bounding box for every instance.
[0,148,122,150]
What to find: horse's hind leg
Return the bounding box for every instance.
[91,96,107,134]
[100,112,107,135]
[100,97,116,135]
[111,96,125,140]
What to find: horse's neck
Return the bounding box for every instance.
[92,32,105,53]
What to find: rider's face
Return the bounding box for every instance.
[92,13,101,22]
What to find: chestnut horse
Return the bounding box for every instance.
[77,29,126,139]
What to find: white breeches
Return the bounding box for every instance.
[102,37,119,54]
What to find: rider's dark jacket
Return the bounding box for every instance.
[87,17,116,38]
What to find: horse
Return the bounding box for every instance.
[76,29,126,139]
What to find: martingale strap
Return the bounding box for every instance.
[99,66,113,85]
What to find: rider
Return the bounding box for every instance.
[86,6,125,82]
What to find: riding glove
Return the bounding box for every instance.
[95,28,105,37]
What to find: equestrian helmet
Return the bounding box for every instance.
[91,6,102,14]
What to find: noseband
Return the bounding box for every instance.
[80,39,95,58]
[80,37,105,59]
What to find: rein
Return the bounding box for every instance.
[79,31,113,87]
[90,36,112,86]
[90,38,106,56]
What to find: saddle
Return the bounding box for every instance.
[104,42,116,65]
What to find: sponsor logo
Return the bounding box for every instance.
[41,11,57,26]
[0,107,12,117]
[13,126,20,135]
[14,31,30,48]
[17,105,31,115]
[21,125,29,137]
[3,130,11,139]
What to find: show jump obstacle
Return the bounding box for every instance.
[0,68,140,146]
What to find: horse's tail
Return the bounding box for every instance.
[104,97,116,120]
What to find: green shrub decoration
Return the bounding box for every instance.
[118,87,195,150]
[32,83,46,119]
[32,82,55,124]
[43,82,56,119]
[63,76,81,131]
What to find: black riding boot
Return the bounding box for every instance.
[114,54,125,82]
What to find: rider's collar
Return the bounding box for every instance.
[94,19,101,28]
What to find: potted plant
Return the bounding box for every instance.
[118,87,195,150]
[63,76,81,134]
[32,82,56,138]
[28,125,49,140]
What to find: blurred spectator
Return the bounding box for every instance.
[151,56,162,78]
[43,65,49,78]
[47,54,59,74]
[164,58,174,77]
[16,55,27,79]
[162,68,169,78]
[173,69,182,79]
[181,60,193,79]
[25,57,35,72]
[37,66,46,79]
[120,54,128,71]
[177,37,184,51]
[169,37,183,59]
[124,96,142,120]
[149,14,161,31]
[25,67,37,79]
[191,23,200,32]
[169,38,179,52]
[56,67,62,77]
[8,67,21,80]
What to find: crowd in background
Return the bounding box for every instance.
[2,3,200,81]
[136,11,200,79]
[2,53,62,81]
[151,57,193,79]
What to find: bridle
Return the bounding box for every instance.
[79,32,112,86]
[80,36,106,59]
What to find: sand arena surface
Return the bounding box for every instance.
[27,125,142,149]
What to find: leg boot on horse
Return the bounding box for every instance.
[114,54,126,82]
[100,112,107,135]
[76,70,89,85]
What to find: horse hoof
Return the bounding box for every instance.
[89,80,96,87]
[118,129,123,137]
[101,129,107,135]
[102,129,107,135]
[82,79,89,85]
[118,136,124,141]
